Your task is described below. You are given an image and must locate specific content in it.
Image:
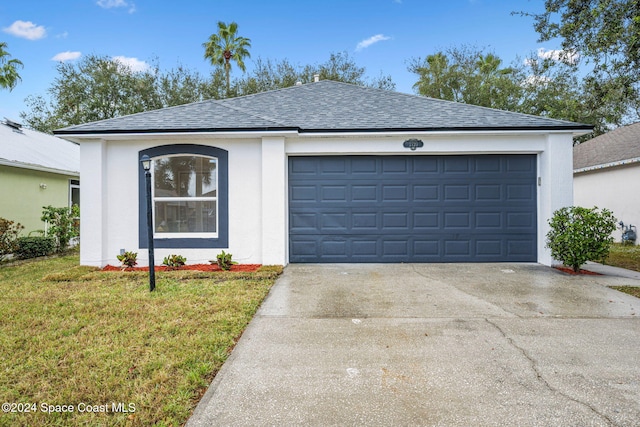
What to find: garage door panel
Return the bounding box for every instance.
[352,185,377,201]
[444,157,471,172]
[382,157,410,173]
[289,155,536,263]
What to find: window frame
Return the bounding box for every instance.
[152,154,219,239]
[139,144,228,249]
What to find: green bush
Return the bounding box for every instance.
[213,250,237,271]
[0,218,24,261]
[546,206,617,272]
[41,205,80,252]
[117,251,138,268]
[15,236,56,259]
[163,254,186,268]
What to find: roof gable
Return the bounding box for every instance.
[574,122,640,170]
[55,80,592,136]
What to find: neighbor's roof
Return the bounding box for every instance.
[574,122,640,172]
[55,80,592,136]
[0,119,79,175]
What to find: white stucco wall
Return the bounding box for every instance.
[574,164,640,244]
[80,137,263,267]
[79,130,576,267]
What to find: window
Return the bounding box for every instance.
[139,145,228,249]
[153,155,218,237]
[69,179,80,208]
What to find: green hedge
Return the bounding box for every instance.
[15,236,56,259]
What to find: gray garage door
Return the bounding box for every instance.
[289,155,537,263]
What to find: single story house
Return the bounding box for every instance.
[574,122,640,244]
[55,80,591,267]
[0,118,80,234]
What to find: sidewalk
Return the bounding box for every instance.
[584,261,640,282]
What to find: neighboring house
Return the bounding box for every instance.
[574,123,640,244]
[55,81,591,267]
[0,118,80,235]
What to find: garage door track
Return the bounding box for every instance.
[187,263,640,427]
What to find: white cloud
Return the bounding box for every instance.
[97,0,125,7]
[3,20,46,40]
[56,31,69,39]
[113,56,149,72]
[526,48,580,66]
[52,51,82,62]
[356,34,391,52]
[97,0,136,12]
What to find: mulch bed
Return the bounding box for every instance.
[554,266,601,275]
[102,264,261,272]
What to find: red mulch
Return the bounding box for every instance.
[554,266,601,275]
[102,264,261,272]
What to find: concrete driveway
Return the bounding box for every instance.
[187,263,640,427]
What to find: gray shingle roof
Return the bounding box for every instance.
[55,80,592,136]
[574,122,640,170]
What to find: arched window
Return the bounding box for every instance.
[139,145,228,249]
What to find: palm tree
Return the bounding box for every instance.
[0,42,23,91]
[412,52,460,101]
[202,21,251,96]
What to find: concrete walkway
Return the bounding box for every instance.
[187,263,640,427]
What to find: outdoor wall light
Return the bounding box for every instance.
[403,139,424,151]
[140,155,155,292]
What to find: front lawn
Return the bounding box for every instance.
[606,243,640,272]
[605,244,640,300]
[0,255,280,427]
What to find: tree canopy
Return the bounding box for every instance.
[236,51,395,95]
[0,42,23,91]
[521,0,640,126]
[21,52,394,134]
[20,55,216,133]
[409,45,610,138]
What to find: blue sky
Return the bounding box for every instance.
[0,0,557,123]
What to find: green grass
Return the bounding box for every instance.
[605,243,640,272]
[611,286,640,298]
[0,255,281,427]
[605,244,640,300]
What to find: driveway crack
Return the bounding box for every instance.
[485,318,617,426]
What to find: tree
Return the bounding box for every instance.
[409,47,521,109]
[409,52,459,100]
[409,46,605,136]
[0,42,23,91]
[522,0,640,125]
[21,55,220,133]
[525,0,640,78]
[236,52,395,96]
[203,21,251,96]
[515,54,609,137]
[410,47,523,110]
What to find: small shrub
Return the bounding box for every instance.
[213,250,237,271]
[41,205,80,252]
[117,251,138,268]
[15,236,56,259]
[163,254,186,268]
[546,206,617,272]
[0,218,24,261]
